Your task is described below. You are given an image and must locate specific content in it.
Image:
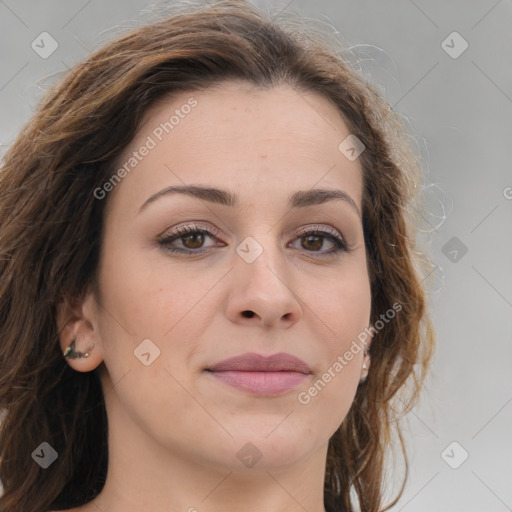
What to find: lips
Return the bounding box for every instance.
[206,352,311,374]
[205,352,311,396]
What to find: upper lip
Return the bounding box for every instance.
[206,352,311,374]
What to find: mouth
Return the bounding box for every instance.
[205,352,312,396]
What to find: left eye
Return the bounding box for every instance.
[158,224,349,257]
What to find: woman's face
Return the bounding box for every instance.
[74,81,371,474]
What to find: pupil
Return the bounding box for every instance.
[185,233,203,248]
[304,235,322,251]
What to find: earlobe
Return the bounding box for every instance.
[57,292,103,372]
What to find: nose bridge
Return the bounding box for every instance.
[236,231,289,296]
[227,230,302,328]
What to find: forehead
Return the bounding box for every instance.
[106,81,364,216]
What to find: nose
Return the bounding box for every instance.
[224,237,303,329]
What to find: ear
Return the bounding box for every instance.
[56,290,104,372]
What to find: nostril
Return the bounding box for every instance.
[242,310,255,318]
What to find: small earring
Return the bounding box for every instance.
[63,338,95,359]
[362,348,370,373]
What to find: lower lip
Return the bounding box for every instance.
[207,370,309,395]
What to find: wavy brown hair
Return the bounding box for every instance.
[0,1,435,511]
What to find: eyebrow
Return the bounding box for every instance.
[138,184,361,218]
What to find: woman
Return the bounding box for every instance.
[0,1,435,511]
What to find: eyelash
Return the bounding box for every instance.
[157,223,352,258]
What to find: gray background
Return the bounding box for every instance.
[1,0,511,510]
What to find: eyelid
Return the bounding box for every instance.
[159,222,344,241]
[159,221,220,239]
[295,223,343,239]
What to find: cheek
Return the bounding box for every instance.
[96,239,174,338]
[95,250,203,438]
[311,265,372,347]
[297,284,370,434]
[95,240,211,386]
[303,267,371,409]
[337,281,371,345]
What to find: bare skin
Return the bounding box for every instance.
[57,81,372,512]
